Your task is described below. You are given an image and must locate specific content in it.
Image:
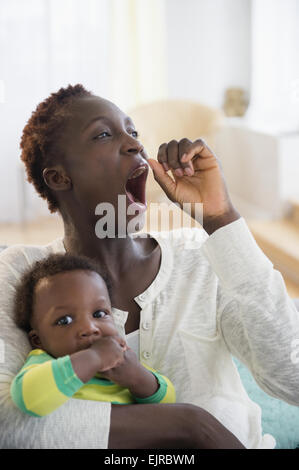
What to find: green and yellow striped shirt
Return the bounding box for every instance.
[10,349,176,417]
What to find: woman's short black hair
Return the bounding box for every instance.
[14,253,111,333]
[20,84,92,213]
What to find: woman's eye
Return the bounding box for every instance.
[94,131,110,140]
[56,315,73,326]
[131,130,139,138]
[93,310,107,319]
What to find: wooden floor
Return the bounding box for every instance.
[0,215,64,246]
[0,215,299,299]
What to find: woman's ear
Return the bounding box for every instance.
[43,166,72,192]
[28,330,43,349]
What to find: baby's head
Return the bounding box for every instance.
[14,254,118,358]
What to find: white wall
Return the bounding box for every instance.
[0,0,110,223]
[164,0,251,109]
[0,2,50,223]
[214,124,299,219]
[4,0,295,224]
[164,0,299,220]
[248,0,299,133]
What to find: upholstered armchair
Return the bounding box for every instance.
[128,99,224,205]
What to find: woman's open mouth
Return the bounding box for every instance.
[125,164,149,210]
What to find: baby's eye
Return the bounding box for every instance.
[131,130,139,138]
[93,310,108,319]
[56,315,73,326]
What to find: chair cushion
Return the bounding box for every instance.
[233,357,299,449]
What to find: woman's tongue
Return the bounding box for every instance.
[125,174,145,205]
[126,189,141,203]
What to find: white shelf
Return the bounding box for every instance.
[214,123,299,220]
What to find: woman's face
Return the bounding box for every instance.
[56,96,149,233]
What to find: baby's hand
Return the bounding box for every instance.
[100,348,159,398]
[99,347,139,386]
[89,335,127,372]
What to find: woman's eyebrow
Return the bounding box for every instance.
[82,116,109,132]
[82,115,136,133]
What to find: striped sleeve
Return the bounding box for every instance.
[132,364,176,404]
[10,349,83,417]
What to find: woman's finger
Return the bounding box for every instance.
[178,138,194,176]
[166,140,183,177]
[181,138,214,164]
[157,143,169,171]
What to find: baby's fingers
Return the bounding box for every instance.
[112,334,127,350]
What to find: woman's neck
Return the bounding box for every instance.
[62,216,154,280]
[62,213,161,315]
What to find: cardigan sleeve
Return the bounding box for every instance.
[201,217,299,406]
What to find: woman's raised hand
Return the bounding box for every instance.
[147,138,240,234]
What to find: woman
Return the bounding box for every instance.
[0,84,298,449]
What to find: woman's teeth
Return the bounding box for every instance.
[128,166,147,179]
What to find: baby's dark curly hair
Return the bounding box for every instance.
[14,253,111,334]
[20,84,93,213]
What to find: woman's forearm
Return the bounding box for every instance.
[109,403,190,449]
[108,403,245,449]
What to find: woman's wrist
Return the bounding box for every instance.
[203,207,240,235]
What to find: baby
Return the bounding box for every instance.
[11,253,175,417]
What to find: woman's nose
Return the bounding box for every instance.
[121,134,144,156]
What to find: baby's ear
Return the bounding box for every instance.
[28,330,42,349]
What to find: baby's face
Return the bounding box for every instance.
[29,269,118,358]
